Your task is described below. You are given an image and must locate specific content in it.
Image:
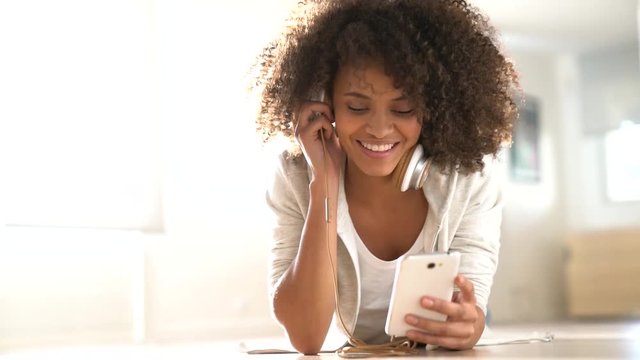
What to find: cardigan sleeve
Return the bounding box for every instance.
[448,157,504,315]
[264,153,357,347]
[264,153,307,308]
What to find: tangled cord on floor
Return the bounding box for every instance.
[336,336,418,358]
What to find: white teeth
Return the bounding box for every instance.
[361,142,395,152]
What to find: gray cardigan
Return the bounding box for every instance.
[265,152,503,344]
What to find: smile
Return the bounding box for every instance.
[358,141,398,152]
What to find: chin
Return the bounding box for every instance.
[345,148,403,178]
[356,163,397,178]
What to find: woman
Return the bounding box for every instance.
[253,0,519,354]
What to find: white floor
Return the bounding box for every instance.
[1,321,639,360]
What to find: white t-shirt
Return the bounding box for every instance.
[345,211,426,344]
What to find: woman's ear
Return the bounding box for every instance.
[325,88,334,108]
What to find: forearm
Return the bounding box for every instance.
[272,180,339,354]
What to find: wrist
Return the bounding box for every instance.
[308,178,326,194]
[309,178,338,219]
[309,177,338,195]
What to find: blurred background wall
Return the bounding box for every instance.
[0,0,639,350]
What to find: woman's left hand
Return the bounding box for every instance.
[404,275,485,350]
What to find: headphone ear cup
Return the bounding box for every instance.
[398,144,428,192]
[392,145,416,190]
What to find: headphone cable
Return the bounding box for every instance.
[318,125,418,358]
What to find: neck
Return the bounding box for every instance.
[344,158,415,207]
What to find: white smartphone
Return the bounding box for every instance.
[384,252,461,337]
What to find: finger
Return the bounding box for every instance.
[405,330,472,350]
[420,296,470,320]
[311,107,335,122]
[404,315,474,338]
[295,110,333,141]
[310,117,335,140]
[296,103,334,127]
[455,275,477,304]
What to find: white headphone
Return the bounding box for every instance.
[399,144,432,192]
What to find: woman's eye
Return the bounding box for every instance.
[393,109,415,115]
[347,105,368,112]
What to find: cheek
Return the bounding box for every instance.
[401,119,423,142]
[333,114,358,136]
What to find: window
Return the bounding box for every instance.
[604,121,640,202]
[1,0,162,231]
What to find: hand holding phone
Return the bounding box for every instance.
[385,252,461,337]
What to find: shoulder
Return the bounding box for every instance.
[269,150,310,191]
[457,154,505,189]
[266,150,311,208]
[446,152,506,188]
[462,154,506,196]
[425,153,506,208]
[276,150,310,177]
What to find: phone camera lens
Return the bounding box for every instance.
[427,262,435,269]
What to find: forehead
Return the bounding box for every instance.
[333,62,402,96]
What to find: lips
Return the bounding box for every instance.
[358,141,398,152]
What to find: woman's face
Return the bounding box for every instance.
[332,62,422,177]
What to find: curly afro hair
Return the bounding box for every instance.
[253,0,519,173]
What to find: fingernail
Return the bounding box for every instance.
[422,298,434,307]
[406,315,418,325]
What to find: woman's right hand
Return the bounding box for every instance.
[294,101,342,183]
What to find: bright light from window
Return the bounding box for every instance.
[1,0,161,230]
[0,0,298,231]
[604,121,640,202]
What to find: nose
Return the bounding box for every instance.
[366,111,394,138]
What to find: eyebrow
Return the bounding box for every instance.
[343,91,408,101]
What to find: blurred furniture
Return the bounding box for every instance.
[565,229,640,318]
